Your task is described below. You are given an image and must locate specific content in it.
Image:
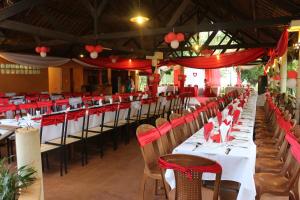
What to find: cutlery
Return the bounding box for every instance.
[225,148,231,155]
[228,145,248,149]
[234,138,249,141]
[192,143,201,151]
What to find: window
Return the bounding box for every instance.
[138,75,148,91]
[0,64,40,75]
[160,70,174,85]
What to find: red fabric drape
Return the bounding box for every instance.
[80,57,152,71]
[205,69,221,86]
[264,29,288,73]
[160,48,265,69]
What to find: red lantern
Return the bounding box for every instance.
[94,45,103,53]
[287,70,297,79]
[85,45,95,53]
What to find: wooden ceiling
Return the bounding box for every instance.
[0,0,299,58]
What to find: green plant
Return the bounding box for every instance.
[0,158,36,200]
[241,65,264,86]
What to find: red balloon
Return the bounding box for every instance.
[40,46,49,53]
[85,45,95,52]
[35,46,41,53]
[94,45,103,53]
[164,34,171,43]
[288,70,297,79]
[165,32,176,43]
[176,33,185,42]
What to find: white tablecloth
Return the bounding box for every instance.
[165,93,257,200]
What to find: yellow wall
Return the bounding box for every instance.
[60,61,84,93]
[0,57,48,93]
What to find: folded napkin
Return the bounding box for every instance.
[219,119,232,142]
[31,117,42,121]
[217,111,222,126]
[204,122,214,141]
[231,128,240,132]
[211,134,235,143]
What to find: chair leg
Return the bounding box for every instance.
[140,174,147,200]
[60,148,64,176]
[64,146,68,174]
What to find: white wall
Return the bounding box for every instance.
[184,67,205,87]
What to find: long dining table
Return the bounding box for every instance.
[165,92,258,200]
[0,96,176,143]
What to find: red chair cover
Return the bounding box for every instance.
[67,109,86,121]
[137,128,161,147]
[170,116,186,128]
[118,102,131,110]
[158,157,222,180]
[93,96,104,101]
[41,113,65,126]
[204,122,214,141]
[88,106,107,116]
[157,122,172,136]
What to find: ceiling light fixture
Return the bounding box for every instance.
[130,0,149,25]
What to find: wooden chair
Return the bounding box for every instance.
[40,113,66,176]
[156,118,176,154]
[182,110,198,136]
[169,113,190,145]
[159,154,222,200]
[136,124,164,200]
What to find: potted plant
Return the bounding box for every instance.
[0,158,36,200]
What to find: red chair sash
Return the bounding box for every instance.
[0,104,17,113]
[158,158,222,180]
[19,103,37,110]
[137,128,161,147]
[170,116,186,128]
[192,110,199,119]
[41,113,65,126]
[37,101,53,108]
[67,109,86,121]
[0,98,9,105]
[55,99,69,106]
[228,105,233,115]
[157,122,172,136]
[88,106,107,116]
[184,113,195,123]
[93,96,104,101]
[118,102,131,110]
[285,131,299,146]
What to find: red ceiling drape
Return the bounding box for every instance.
[160,48,265,69]
[264,28,288,73]
[80,57,152,71]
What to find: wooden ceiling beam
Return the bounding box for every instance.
[158,42,275,52]
[83,16,294,40]
[166,0,191,27]
[0,0,45,21]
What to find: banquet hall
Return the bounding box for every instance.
[0,0,300,200]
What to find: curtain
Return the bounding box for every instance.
[0,52,70,67]
[205,69,220,86]
[160,48,265,69]
[80,57,152,71]
[264,28,288,73]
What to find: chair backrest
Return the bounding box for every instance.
[39,94,50,101]
[40,113,66,144]
[136,124,162,172]
[18,103,37,116]
[54,99,69,111]
[66,109,86,139]
[169,113,189,143]
[182,110,198,136]
[37,101,53,114]
[159,154,222,200]
[92,96,104,105]
[156,118,175,154]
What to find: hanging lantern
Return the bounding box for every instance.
[287,70,297,88]
[35,46,50,57]
[164,32,185,49]
[85,44,103,59]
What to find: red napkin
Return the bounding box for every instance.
[233,110,241,124]
[211,134,235,143]
[228,105,233,115]
[237,122,243,125]
[204,122,214,141]
[231,128,240,132]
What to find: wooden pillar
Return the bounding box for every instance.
[107,68,111,85]
[280,51,287,93]
[295,31,300,122]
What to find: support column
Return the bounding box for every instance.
[107,68,111,85]
[295,31,300,122]
[280,51,287,93]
